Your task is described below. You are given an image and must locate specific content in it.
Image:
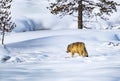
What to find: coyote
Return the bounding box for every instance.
[66,42,88,57]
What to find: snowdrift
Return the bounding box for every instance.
[11,0,120,32]
[1,0,120,80]
[0,30,120,81]
[0,30,120,63]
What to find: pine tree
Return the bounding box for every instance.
[0,0,16,45]
[48,0,119,29]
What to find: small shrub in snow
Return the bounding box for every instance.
[108,42,120,46]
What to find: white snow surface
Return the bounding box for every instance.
[0,0,120,81]
[0,30,120,81]
[11,0,120,32]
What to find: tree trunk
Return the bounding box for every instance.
[2,26,5,46]
[78,0,83,29]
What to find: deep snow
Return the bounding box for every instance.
[0,0,120,81]
[0,30,120,81]
[11,0,120,32]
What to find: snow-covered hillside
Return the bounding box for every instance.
[0,30,120,81]
[11,0,120,32]
[11,0,78,32]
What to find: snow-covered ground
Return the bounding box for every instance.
[11,0,78,32]
[11,0,120,32]
[1,0,120,81]
[0,30,120,81]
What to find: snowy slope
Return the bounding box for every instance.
[2,30,120,63]
[11,0,120,32]
[11,0,77,32]
[0,30,120,81]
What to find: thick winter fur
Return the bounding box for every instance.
[66,42,88,57]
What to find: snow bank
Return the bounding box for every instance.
[13,17,36,32]
[10,0,120,32]
[1,30,120,63]
[1,30,120,81]
[0,45,11,63]
[11,0,76,32]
